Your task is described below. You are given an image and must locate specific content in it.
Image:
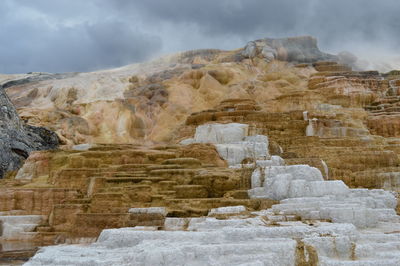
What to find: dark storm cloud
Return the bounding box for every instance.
[1,0,399,74]
[0,0,162,73]
[108,0,308,39]
[122,0,400,50]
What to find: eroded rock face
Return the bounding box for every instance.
[0,86,58,178]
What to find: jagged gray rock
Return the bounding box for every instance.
[0,85,59,178]
[241,36,337,63]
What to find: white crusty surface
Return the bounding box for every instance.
[182,123,269,165]
[0,215,44,241]
[25,126,400,266]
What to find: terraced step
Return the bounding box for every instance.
[146,164,184,170]
[149,169,199,177]
[158,190,176,197]
[159,181,178,190]
[105,176,166,183]
[112,172,148,177]
[0,248,38,262]
[165,198,277,212]
[173,185,208,199]
[35,226,53,232]
[110,164,152,171]
[161,158,202,167]
[64,198,91,204]
[224,190,250,199]
[36,231,68,244]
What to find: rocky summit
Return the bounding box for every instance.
[1,36,400,265]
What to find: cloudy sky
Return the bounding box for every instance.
[1,0,399,74]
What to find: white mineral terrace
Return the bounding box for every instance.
[181,123,269,165]
[26,123,400,266]
[0,214,45,241]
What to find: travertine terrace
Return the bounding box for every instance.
[1,36,400,265]
[24,123,400,265]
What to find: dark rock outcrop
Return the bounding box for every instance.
[1,72,77,89]
[0,85,59,178]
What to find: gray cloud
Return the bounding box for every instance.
[0,0,399,73]
[0,0,162,73]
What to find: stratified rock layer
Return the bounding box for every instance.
[2,36,330,146]
[25,124,400,266]
[0,142,275,243]
[1,36,400,264]
[179,99,397,190]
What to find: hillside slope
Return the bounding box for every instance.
[2,36,333,145]
[1,36,400,265]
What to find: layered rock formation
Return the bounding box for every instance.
[1,36,400,264]
[364,71,400,137]
[3,36,326,147]
[177,97,400,191]
[0,142,276,243]
[0,85,58,178]
[26,124,400,266]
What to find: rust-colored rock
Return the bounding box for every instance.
[0,143,274,240]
